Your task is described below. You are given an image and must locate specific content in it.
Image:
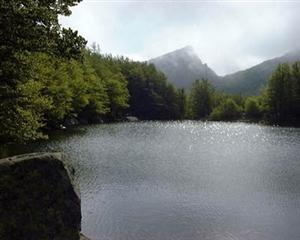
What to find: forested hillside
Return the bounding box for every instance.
[187,62,300,125]
[150,46,300,95]
[220,50,300,95]
[0,0,184,143]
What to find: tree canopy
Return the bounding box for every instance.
[1,0,300,143]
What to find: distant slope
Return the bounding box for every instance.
[149,46,220,89]
[150,47,300,95]
[220,50,300,95]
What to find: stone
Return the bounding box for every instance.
[63,117,80,127]
[0,152,85,240]
[80,233,90,240]
[125,116,139,122]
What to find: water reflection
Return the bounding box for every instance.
[1,122,300,240]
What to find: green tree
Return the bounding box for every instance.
[291,62,300,121]
[209,98,242,121]
[188,79,214,119]
[263,63,292,123]
[84,50,129,120]
[68,59,89,114]
[47,60,73,122]
[117,60,181,120]
[105,73,129,119]
[244,97,262,120]
[79,53,109,122]
[0,0,86,142]
[177,88,187,119]
[0,79,52,142]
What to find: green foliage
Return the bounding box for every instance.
[104,73,129,119]
[3,0,300,143]
[207,61,300,124]
[68,59,88,113]
[0,0,86,142]
[80,54,110,119]
[262,63,293,123]
[84,50,129,120]
[259,61,300,124]
[177,89,188,119]
[0,0,85,58]
[116,60,183,120]
[0,79,52,143]
[244,97,262,120]
[291,62,300,120]
[188,79,214,119]
[209,98,242,121]
[48,61,74,122]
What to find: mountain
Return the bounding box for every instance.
[149,46,220,89]
[220,50,300,95]
[150,47,300,95]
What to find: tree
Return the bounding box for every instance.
[188,79,214,119]
[263,63,292,123]
[117,60,181,120]
[209,98,242,121]
[244,97,262,120]
[291,62,300,121]
[105,73,129,120]
[84,50,129,120]
[0,79,52,142]
[177,88,187,119]
[79,54,109,122]
[0,0,86,142]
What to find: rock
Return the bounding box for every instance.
[64,117,79,127]
[59,124,67,130]
[80,233,91,240]
[125,116,139,122]
[0,152,87,240]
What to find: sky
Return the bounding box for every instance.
[59,0,300,76]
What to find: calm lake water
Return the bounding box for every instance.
[2,121,300,240]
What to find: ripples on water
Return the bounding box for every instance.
[2,121,300,240]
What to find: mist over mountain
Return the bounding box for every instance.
[150,47,300,95]
[149,46,219,89]
[220,50,300,94]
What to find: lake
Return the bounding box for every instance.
[2,121,300,240]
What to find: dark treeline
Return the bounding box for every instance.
[187,62,300,125]
[1,1,299,143]
[187,79,244,121]
[263,62,300,124]
[116,56,185,120]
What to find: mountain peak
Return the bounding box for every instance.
[149,46,219,88]
[150,47,300,94]
[152,45,198,61]
[179,45,195,52]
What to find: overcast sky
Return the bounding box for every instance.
[59,0,300,76]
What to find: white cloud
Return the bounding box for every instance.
[60,1,300,75]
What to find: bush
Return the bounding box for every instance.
[209,98,242,121]
[244,97,262,120]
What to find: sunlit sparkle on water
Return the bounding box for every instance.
[2,121,300,240]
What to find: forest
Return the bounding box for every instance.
[188,62,300,125]
[1,0,300,143]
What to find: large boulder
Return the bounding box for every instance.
[0,152,86,240]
